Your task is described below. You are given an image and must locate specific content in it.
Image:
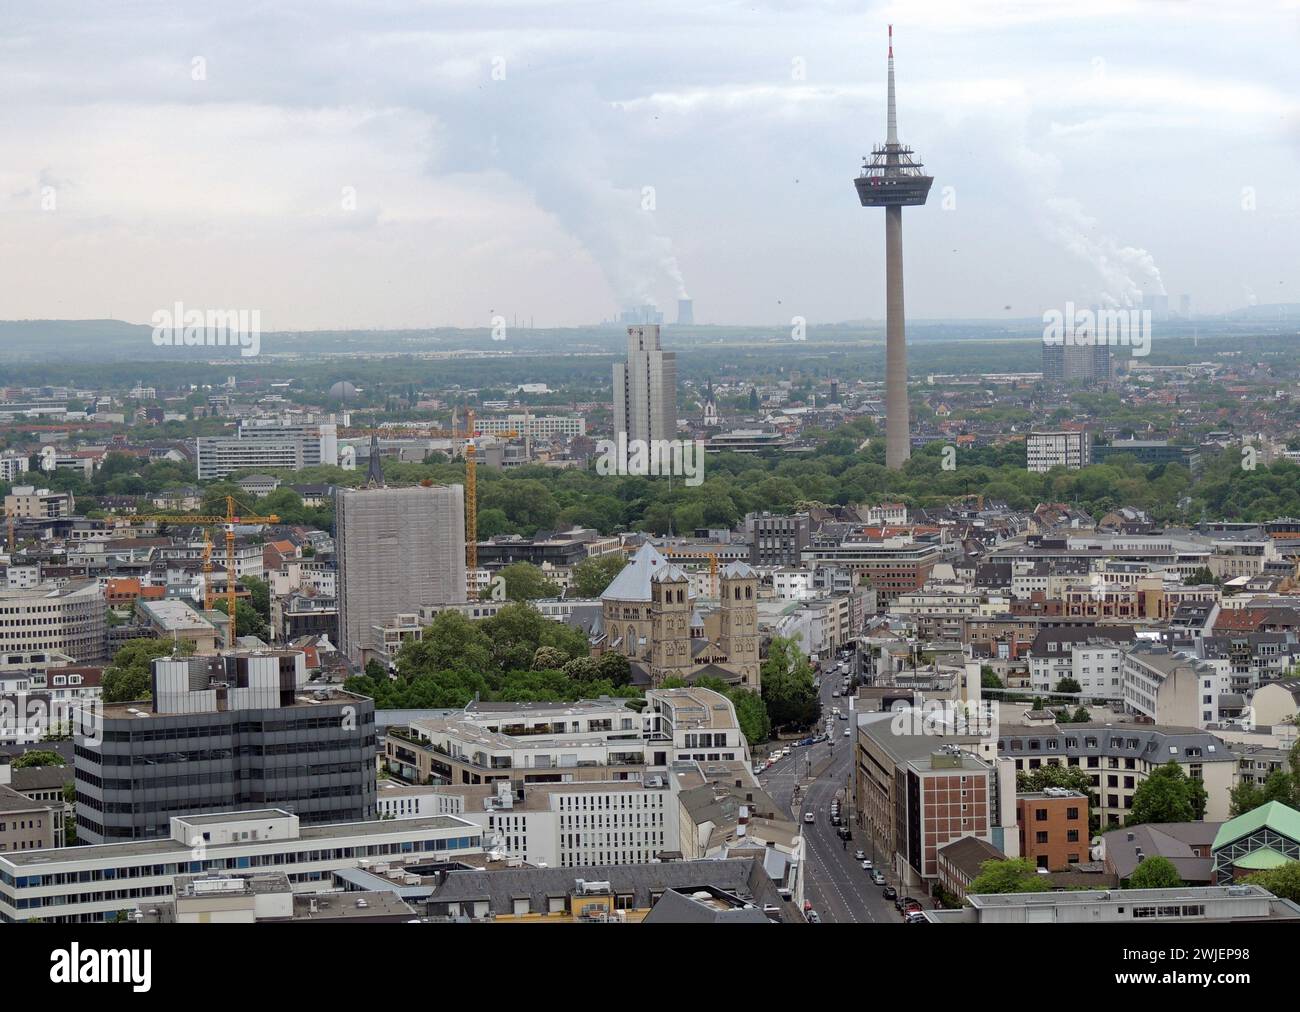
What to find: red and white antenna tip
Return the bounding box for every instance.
[888,24,893,58]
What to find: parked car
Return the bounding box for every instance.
[871,870,886,886]
[844,729,851,737]
[854,849,866,861]
[904,911,928,924]
[882,885,898,901]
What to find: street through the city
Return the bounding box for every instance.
[758,663,900,924]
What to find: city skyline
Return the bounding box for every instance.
[1,1,1296,331]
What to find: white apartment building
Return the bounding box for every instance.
[0,580,105,672]
[476,415,586,438]
[1122,644,1228,728]
[1027,430,1092,473]
[378,757,797,876]
[865,503,908,525]
[1031,640,1127,697]
[197,421,338,480]
[384,689,751,789]
[768,567,815,601]
[0,809,483,923]
[0,456,29,483]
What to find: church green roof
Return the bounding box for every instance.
[1212,801,1300,851]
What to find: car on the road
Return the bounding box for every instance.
[807,910,821,924]
[844,729,851,737]
[831,690,840,698]
[882,885,897,901]
[838,712,848,720]
[871,870,886,886]
[896,895,920,912]
[804,812,815,824]
[854,849,865,861]
[836,827,853,841]
[904,911,927,924]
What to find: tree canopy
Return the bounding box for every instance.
[1127,761,1209,826]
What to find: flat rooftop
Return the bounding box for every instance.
[408,717,642,753]
[970,884,1274,909]
[1,813,477,868]
[466,698,632,715]
[99,687,367,720]
[179,809,290,826]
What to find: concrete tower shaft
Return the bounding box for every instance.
[855,25,932,470]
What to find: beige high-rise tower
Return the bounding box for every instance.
[613,324,677,444]
[855,25,932,470]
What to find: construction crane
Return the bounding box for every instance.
[112,496,279,648]
[338,409,519,599]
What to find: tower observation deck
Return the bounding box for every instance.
[854,25,932,470]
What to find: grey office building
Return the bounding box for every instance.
[1043,340,1110,385]
[336,483,467,667]
[74,651,377,843]
[612,324,677,444]
[746,512,811,567]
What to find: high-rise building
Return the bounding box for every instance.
[1042,340,1110,385]
[196,420,338,480]
[336,484,467,667]
[1026,430,1092,473]
[612,324,677,445]
[676,298,694,325]
[74,651,377,843]
[855,25,932,470]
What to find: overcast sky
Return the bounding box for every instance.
[1,0,1297,331]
